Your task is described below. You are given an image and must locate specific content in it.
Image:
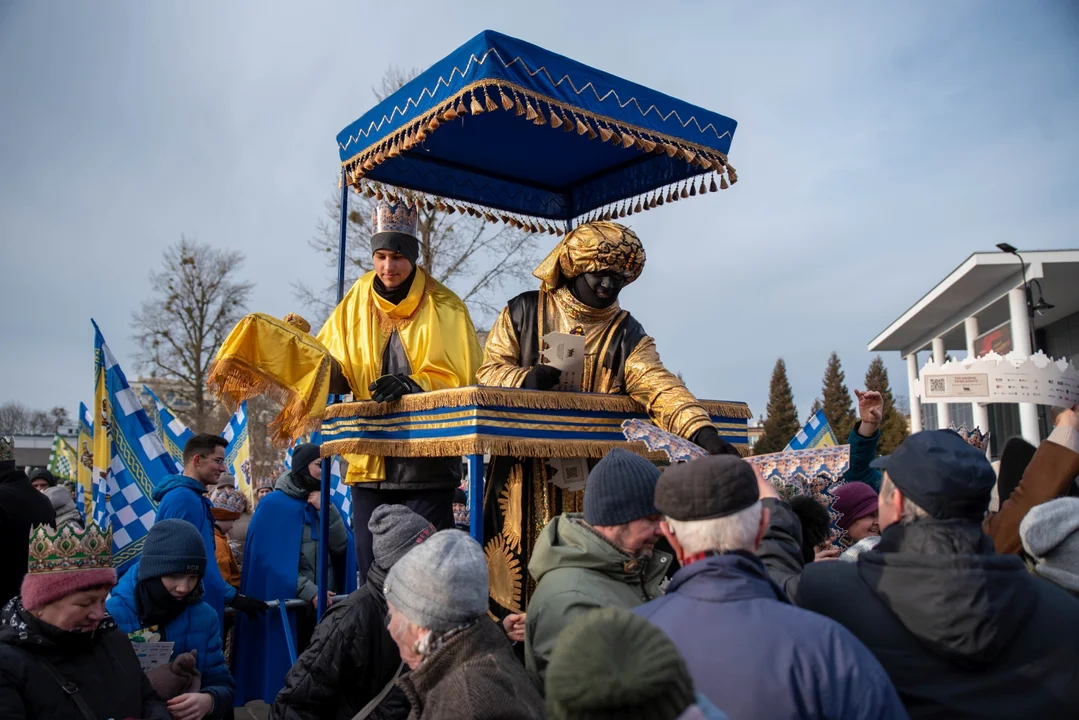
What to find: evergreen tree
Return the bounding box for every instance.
[864,355,910,454]
[821,352,857,442]
[808,398,823,422]
[754,358,802,455]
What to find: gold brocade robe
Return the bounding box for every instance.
[477,286,712,614]
[317,269,483,484]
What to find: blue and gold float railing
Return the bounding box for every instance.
[319,386,751,542]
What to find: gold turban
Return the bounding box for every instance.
[532,221,646,293]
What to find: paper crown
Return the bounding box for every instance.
[950,425,991,453]
[372,199,418,238]
[27,523,113,574]
[0,436,12,463]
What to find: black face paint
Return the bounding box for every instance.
[570,272,625,309]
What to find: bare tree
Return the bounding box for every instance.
[132,237,253,432]
[294,67,542,329]
[0,402,69,435]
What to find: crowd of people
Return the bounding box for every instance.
[1,203,1078,719]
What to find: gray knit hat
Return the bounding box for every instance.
[584,448,661,526]
[369,504,436,570]
[138,519,207,581]
[1019,497,1079,593]
[546,607,695,720]
[384,529,488,633]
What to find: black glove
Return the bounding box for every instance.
[229,593,268,619]
[692,426,741,457]
[523,364,562,391]
[368,374,419,403]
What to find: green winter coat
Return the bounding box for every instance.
[524,513,672,687]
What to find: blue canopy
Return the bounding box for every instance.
[337,30,739,233]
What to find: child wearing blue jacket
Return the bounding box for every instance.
[107,518,235,720]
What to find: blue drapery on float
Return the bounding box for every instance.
[337,29,739,229]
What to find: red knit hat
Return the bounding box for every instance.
[21,523,117,612]
[832,482,879,531]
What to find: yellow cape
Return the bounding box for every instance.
[317,268,482,483]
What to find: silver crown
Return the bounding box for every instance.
[372,199,418,238]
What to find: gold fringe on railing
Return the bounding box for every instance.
[322,386,752,420]
[321,435,749,462]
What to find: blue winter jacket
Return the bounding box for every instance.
[153,474,237,623]
[107,561,235,718]
[635,552,907,720]
[842,424,883,491]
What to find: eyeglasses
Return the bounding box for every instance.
[204,455,227,466]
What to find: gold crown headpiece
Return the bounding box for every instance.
[950,425,991,453]
[27,522,113,575]
[372,199,418,238]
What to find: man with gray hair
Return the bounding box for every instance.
[635,454,904,720]
[759,430,1079,718]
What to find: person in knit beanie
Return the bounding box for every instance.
[106,519,234,717]
[831,481,880,545]
[273,504,436,720]
[0,522,171,720]
[524,448,672,685]
[546,607,728,720]
[385,530,544,719]
[1019,497,1079,597]
[44,484,85,530]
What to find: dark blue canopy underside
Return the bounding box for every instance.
[337,30,739,222]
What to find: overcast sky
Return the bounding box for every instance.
[2,1,1077,427]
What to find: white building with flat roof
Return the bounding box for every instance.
[869,249,1079,457]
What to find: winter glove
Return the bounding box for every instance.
[229,593,269,619]
[369,374,421,403]
[523,364,562,391]
[692,426,741,457]
[146,650,201,700]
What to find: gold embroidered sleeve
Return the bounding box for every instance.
[624,336,713,439]
[476,307,530,388]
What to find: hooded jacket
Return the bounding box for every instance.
[0,598,170,720]
[635,552,905,720]
[44,486,84,530]
[0,467,55,606]
[274,471,349,601]
[106,561,235,718]
[270,565,410,720]
[152,474,236,620]
[760,499,1079,719]
[524,513,672,686]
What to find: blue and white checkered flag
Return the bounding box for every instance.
[141,385,193,466]
[785,409,838,452]
[285,432,351,528]
[93,320,180,573]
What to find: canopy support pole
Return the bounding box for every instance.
[318,168,350,620]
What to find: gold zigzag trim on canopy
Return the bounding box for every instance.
[321,386,751,420]
[338,47,733,152]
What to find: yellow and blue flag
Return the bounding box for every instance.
[785,409,838,452]
[142,386,193,467]
[76,403,94,518]
[93,320,180,574]
[223,402,254,503]
[48,434,78,483]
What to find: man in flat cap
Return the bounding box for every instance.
[635,454,904,720]
[758,429,1079,719]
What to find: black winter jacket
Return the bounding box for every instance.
[760,498,1079,719]
[270,564,409,720]
[0,598,170,720]
[0,467,55,606]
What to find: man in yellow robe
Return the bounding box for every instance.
[209,199,482,583]
[477,221,739,617]
[318,200,482,580]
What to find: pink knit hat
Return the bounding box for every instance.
[21,523,117,612]
[832,482,879,531]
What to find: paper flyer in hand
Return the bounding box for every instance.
[920,351,1079,408]
[547,457,590,492]
[540,332,585,392]
[133,641,175,671]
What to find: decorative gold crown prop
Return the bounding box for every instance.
[950,425,991,453]
[372,199,419,238]
[27,523,113,574]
